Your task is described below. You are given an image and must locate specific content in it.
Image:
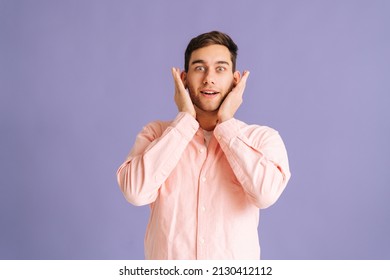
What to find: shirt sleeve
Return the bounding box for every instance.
[214,118,291,209]
[117,112,199,206]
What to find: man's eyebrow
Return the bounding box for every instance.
[191,59,206,65]
[216,61,230,66]
[191,60,230,65]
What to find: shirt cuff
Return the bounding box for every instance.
[214,118,241,143]
[170,112,199,141]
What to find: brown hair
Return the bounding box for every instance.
[184,31,238,72]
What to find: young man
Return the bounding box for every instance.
[117,31,291,259]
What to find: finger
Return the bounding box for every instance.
[229,71,249,98]
[171,67,181,87]
[235,70,250,91]
[171,67,186,91]
[171,67,180,80]
[240,70,250,84]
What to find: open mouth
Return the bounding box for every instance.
[200,90,219,95]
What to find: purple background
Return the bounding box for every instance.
[1,0,389,260]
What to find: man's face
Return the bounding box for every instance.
[182,44,240,114]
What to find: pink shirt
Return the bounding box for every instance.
[117,112,291,259]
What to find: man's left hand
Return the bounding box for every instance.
[217,70,250,123]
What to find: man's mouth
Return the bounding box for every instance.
[200,90,219,95]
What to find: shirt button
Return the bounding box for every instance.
[199,148,205,153]
[218,135,222,140]
[201,206,206,212]
[200,238,205,244]
[201,176,206,182]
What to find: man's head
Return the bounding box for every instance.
[181,31,241,115]
[184,31,238,73]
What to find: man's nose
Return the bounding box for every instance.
[203,70,215,85]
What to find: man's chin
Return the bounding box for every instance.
[195,104,221,114]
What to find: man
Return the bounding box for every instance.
[117,31,291,259]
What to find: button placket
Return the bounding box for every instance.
[196,143,210,259]
[195,130,213,259]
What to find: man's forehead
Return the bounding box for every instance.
[189,45,232,65]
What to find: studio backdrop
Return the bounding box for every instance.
[0,0,389,259]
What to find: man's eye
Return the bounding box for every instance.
[217,67,226,72]
[195,66,205,71]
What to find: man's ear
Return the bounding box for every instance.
[233,71,241,86]
[180,71,187,88]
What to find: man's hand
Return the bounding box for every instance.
[171,67,196,118]
[217,70,250,123]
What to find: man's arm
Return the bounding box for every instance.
[215,70,290,208]
[214,120,291,209]
[117,68,199,206]
[117,113,199,206]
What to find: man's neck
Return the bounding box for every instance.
[196,111,218,131]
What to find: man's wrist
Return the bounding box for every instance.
[179,110,195,119]
[218,113,233,123]
[172,112,199,140]
[214,117,240,141]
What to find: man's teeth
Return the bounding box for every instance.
[202,91,218,95]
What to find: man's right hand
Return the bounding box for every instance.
[171,67,196,118]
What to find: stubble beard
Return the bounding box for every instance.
[189,90,222,113]
[188,82,235,114]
